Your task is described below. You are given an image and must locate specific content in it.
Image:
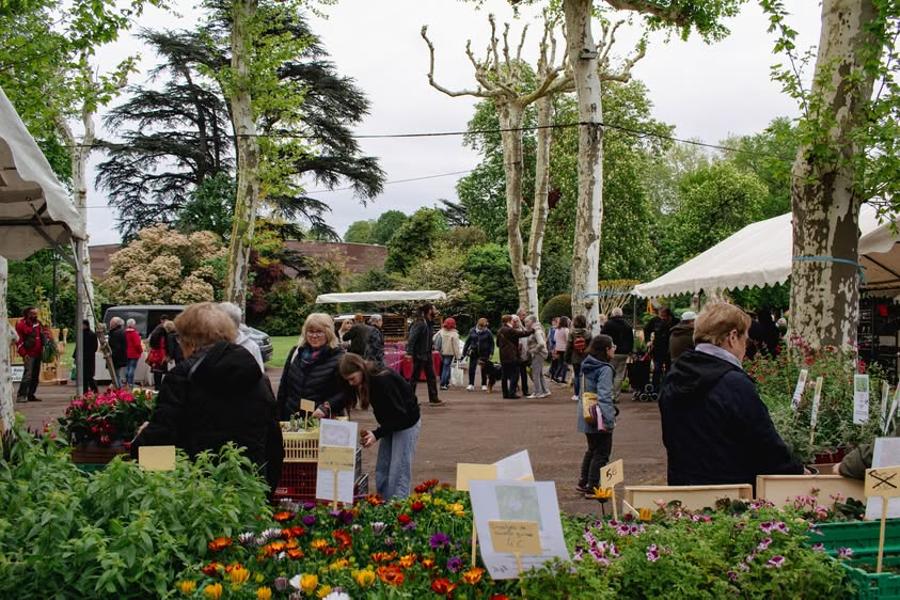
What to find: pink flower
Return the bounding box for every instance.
[838,547,854,559]
[646,544,660,562]
[767,555,785,568]
[757,537,772,551]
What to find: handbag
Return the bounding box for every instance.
[450,360,465,387]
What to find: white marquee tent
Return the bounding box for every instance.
[633,204,900,299]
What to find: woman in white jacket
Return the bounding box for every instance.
[435,317,462,390]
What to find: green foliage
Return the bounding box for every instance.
[8,249,76,328]
[371,210,410,245]
[384,208,448,275]
[346,268,398,294]
[731,282,791,312]
[343,220,374,243]
[464,243,519,321]
[257,279,316,336]
[177,173,237,238]
[0,428,269,599]
[540,293,572,322]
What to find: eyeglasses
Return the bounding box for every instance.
[307,330,326,337]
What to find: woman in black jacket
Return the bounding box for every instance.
[340,353,421,499]
[277,312,351,420]
[131,302,283,490]
[497,315,532,399]
[462,317,495,391]
[659,303,803,488]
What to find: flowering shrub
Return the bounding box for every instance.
[57,388,155,446]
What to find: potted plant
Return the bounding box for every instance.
[58,388,155,464]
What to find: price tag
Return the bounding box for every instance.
[791,369,808,410]
[600,459,624,488]
[810,377,824,428]
[300,399,316,413]
[318,446,355,471]
[488,520,541,555]
[138,445,176,471]
[456,463,497,492]
[882,382,891,431]
[854,374,870,425]
[866,466,900,498]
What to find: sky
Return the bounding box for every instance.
[82,0,824,245]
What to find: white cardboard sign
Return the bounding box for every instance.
[810,377,824,429]
[882,382,891,433]
[887,387,900,435]
[791,369,808,411]
[494,450,534,481]
[315,419,358,504]
[469,480,569,579]
[854,374,871,425]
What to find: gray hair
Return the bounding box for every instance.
[369,314,383,324]
[218,301,243,327]
[524,314,538,327]
[610,307,624,318]
[110,316,124,328]
[126,318,136,327]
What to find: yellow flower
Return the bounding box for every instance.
[203,583,223,600]
[229,566,250,586]
[590,486,613,500]
[447,502,466,517]
[257,587,273,600]
[398,553,417,568]
[433,498,447,507]
[300,574,319,595]
[329,558,350,570]
[353,568,376,588]
[310,539,329,551]
[177,580,196,595]
[316,585,333,599]
[639,507,653,522]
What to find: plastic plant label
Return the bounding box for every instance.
[882,382,891,433]
[600,459,624,488]
[865,466,900,498]
[854,374,870,425]
[456,463,497,492]
[138,445,176,471]
[791,369,808,411]
[887,387,900,435]
[318,445,355,471]
[810,377,824,429]
[488,520,542,554]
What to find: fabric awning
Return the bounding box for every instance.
[0,86,84,259]
[633,204,898,298]
[316,290,447,304]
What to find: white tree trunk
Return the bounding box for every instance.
[0,256,12,434]
[524,94,553,316]
[498,101,531,313]
[224,0,261,311]
[789,0,877,349]
[564,0,603,333]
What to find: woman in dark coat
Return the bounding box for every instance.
[462,317,495,391]
[340,353,421,499]
[277,312,351,420]
[497,315,532,399]
[131,302,283,490]
[659,303,803,488]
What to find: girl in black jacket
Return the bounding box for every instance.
[339,353,421,499]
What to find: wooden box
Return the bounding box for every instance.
[624,484,753,511]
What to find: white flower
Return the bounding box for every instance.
[323,592,352,600]
[288,575,302,590]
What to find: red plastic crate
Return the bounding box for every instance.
[274,449,365,502]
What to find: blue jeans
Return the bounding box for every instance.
[440,355,454,387]
[375,418,421,499]
[125,358,138,386]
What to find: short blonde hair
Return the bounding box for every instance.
[174,302,237,350]
[300,312,339,349]
[693,303,751,346]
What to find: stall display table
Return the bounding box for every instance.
[384,343,442,381]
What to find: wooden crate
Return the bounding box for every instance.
[756,474,866,505]
[624,484,753,511]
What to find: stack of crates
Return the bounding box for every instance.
[274,424,369,502]
[808,520,900,599]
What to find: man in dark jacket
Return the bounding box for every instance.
[659,303,803,488]
[668,311,696,362]
[497,315,532,399]
[405,303,443,406]
[343,313,371,356]
[365,314,386,366]
[107,316,128,387]
[645,307,678,392]
[601,307,634,401]
[75,319,99,393]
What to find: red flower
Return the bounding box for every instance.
[371,551,397,563]
[431,578,457,595]
[323,546,337,556]
[490,595,511,600]
[290,526,306,537]
[421,557,436,569]
[332,530,352,550]
[376,565,405,586]
[273,511,294,522]
[398,514,412,526]
[287,548,304,560]
[414,479,440,494]
[207,537,232,552]
[201,562,222,577]
[410,501,425,512]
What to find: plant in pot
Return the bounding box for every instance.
[58,388,155,464]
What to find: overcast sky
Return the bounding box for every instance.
[82,0,823,245]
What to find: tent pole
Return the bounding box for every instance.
[0,256,13,433]
[74,240,84,394]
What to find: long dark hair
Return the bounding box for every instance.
[338,353,386,409]
[587,334,614,362]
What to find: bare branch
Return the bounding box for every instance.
[516,22,529,63]
[598,19,625,71]
[601,36,647,83]
[420,25,491,98]
[503,22,512,69]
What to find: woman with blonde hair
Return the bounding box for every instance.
[659,302,803,487]
[277,312,351,420]
[131,302,282,489]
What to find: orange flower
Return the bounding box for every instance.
[290,526,306,537]
[224,562,244,573]
[269,540,286,553]
[286,538,299,549]
[281,528,294,539]
[431,578,457,595]
[639,507,653,522]
[273,511,294,522]
[376,565,405,586]
[371,551,397,563]
[207,537,232,552]
[421,557,436,570]
[461,567,485,585]
[287,548,304,560]
[203,583,223,600]
[332,529,352,550]
[201,562,223,577]
[229,566,250,586]
[366,494,385,506]
[398,553,417,568]
[256,587,273,600]
[590,487,613,501]
[310,538,329,551]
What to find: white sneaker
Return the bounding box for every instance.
[539,392,552,398]
[526,394,538,399]
[481,385,488,391]
[572,395,579,401]
[466,385,474,391]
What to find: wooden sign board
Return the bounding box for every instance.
[318,445,356,471]
[300,399,316,413]
[138,445,176,471]
[600,459,624,488]
[456,463,497,492]
[488,520,541,555]
[866,466,900,498]
[756,474,865,505]
[624,484,752,511]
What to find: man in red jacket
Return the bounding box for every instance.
[15,307,44,403]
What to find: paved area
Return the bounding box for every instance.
[17,369,668,514]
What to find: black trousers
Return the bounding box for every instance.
[82,359,98,393]
[579,431,614,489]
[519,362,530,395]
[652,353,671,391]
[501,362,519,398]
[410,357,439,403]
[469,356,492,386]
[17,355,41,400]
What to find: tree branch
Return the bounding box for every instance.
[601,36,647,82]
[421,26,491,98]
[603,0,691,27]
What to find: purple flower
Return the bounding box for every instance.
[403,521,417,531]
[727,570,739,582]
[757,537,772,551]
[303,501,316,510]
[384,536,395,548]
[339,510,354,525]
[302,515,317,527]
[759,521,775,534]
[573,547,584,562]
[774,521,790,534]
[646,544,660,562]
[767,555,785,568]
[838,547,854,559]
[238,532,256,546]
[812,543,825,552]
[274,577,289,592]
[371,521,386,535]
[430,532,451,550]
[745,552,756,565]
[447,556,463,573]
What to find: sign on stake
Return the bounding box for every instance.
[865,466,900,573]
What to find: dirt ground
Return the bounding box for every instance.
[19,368,668,514]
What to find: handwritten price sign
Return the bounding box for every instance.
[600,459,624,488]
[866,466,900,498]
[318,446,355,471]
[488,520,541,555]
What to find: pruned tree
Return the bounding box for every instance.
[422,13,573,314]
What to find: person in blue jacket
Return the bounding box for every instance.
[462,317,495,391]
[576,334,617,496]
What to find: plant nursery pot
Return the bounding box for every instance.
[813,449,846,465]
[70,440,130,465]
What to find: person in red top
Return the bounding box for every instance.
[124,318,144,388]
[15,307,44,403]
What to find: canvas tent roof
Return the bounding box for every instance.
[0,86,84,259]
[633,204,899,298]
[316,290,447,304]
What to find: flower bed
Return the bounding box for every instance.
[57,387,155,449]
